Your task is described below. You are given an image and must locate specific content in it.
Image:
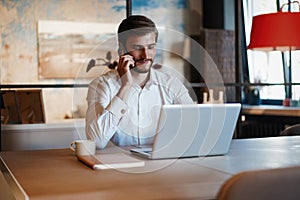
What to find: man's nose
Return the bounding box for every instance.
[141,48,149,59]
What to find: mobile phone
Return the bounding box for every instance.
[129,62,136,69]
[124,52,136,69]
[119,44,136,69]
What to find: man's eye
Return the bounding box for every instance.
[132,44,156,51]
[148,44,156,49]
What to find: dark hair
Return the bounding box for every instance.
[117,15,158,50]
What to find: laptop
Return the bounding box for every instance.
[130,103,241,159]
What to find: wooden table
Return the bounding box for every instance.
[242,105,300,117]
[1,136,300,200]
[240,105,300,138]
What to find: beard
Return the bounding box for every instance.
[132,58,153,74]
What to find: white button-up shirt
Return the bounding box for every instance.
[86,67,194,149]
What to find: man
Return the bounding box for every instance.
[86,15,193,149]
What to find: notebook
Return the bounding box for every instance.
[77,153,145,170]
[130,103,241,159]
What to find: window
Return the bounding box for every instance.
[243,0,300,101]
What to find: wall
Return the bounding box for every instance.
[1,0,126,83]
[1,0,203,122]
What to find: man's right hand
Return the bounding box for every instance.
[117,54,135,86]
[116,54,135,102]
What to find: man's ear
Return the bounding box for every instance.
[118,43,126,56]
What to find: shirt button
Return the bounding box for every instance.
[121,109,126,114]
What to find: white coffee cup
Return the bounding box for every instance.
[69,140,96,156]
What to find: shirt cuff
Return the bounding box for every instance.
[106,96,127,120]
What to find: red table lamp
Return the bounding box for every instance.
[248,1,300,51]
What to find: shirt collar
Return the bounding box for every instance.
[144,67,161,89]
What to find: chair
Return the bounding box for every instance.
[280,124,300,136]
[217,166,300,200]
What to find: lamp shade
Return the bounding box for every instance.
[248,12,300,51]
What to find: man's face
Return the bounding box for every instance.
[125,32,156,73]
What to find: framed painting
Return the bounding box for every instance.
[37,20,119,79]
